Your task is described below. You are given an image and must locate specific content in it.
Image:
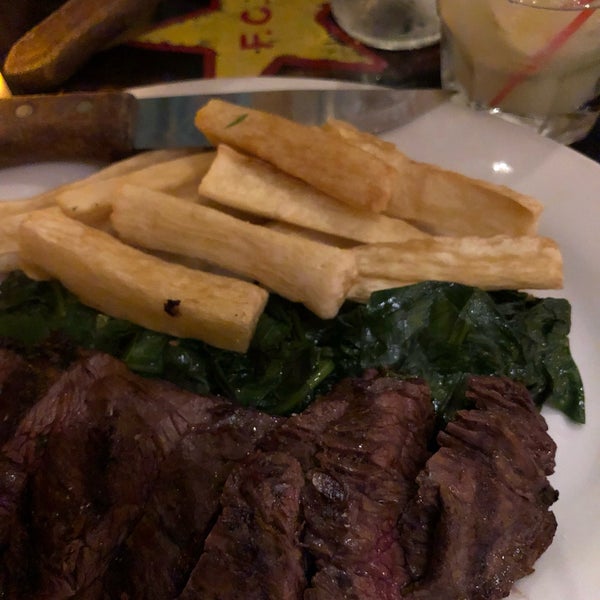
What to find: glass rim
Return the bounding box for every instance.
[508,0,600,9]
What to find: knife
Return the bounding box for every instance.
[0,85,450,166]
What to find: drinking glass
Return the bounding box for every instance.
[330,0,440,51]
[438,0,600,143]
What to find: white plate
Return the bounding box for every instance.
[1,77,599,599]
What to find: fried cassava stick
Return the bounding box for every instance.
[353,235,563,291]
[19,208,268,352]
[200,145,428,244]
[194,99,395,213]
[111,185,358,319]
[57,151,215,223]
[323,119,543,237]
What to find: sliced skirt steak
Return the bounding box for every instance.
[301,374,434,600]
[0,341,560,600]
[400,376,558,600]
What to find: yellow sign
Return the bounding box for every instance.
[132,1,386,78]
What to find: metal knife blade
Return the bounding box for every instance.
[0,85,449,166]
[133,87,450,149]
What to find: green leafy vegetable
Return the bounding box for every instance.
[0,272,584,423]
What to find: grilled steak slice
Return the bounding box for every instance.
[0,352,130,599]
[95,405,280,600]
[0,339,561,600]
[302,374,434,600]
[401,376,558,600]
[0,352,237,599]
[179,372,433,600]
[179,451,306,600]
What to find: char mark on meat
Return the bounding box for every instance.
[400,376,558,600]
[178,451,306,600]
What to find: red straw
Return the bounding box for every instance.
[489,1,596,106]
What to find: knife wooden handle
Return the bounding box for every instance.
[0,91,137,166]
[3,0,159,93]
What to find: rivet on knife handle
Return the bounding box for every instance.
[3,0,160,93]
[0,91,137,166]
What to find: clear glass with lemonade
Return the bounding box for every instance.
[437,0,600,142]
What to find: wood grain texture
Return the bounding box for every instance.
[3,0,159,92]
[0,91,136,165]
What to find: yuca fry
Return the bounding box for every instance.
[200,145,428,244]
[57,151,216,223]
[0,253,20,274]
[403,168,543,236]
[194,99,394,213]
[0,213,28,253]
[353,235,563,290]
[77,148,198,181]
[0,148,194,218]
[19,208,268,353]
[18,260,50,281]
[323,119,543,237]
[0,213,32,273]
[0,195,58,219]
[111,184,358,319]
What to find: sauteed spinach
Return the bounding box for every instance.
[0,271,584,423]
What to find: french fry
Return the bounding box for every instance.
[0,254,19,274]
[79,148,198,180]
[353,235,563,290]
[57,151,216,223]
[0,213,31,273]
[323,119,543,237]
[0,148,195,218]
[194,99,395,213]
[111,184,358,319]
[18,260,51,281]
[399,167,543,236]
[19,208,268,353]
[0,195,57,219]
[199,145,428,244]
[0,252,20,274]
